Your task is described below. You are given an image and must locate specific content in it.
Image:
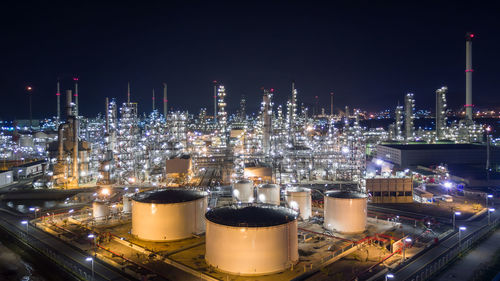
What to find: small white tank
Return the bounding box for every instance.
[93,200,109,220]
[232,179,254,202]
[122,194,132,213]
[257,184,280,205]
[285,187,312,220]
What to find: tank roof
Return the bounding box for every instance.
[235,179,252,184]
[325,191,367,199]
[132,189,206,204]
[259,183,279,189]
[286,187,311,193]
[206,205,297,227]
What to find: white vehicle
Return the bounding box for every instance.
[442,195,453,202]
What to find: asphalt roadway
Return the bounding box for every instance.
[389,205,499,281]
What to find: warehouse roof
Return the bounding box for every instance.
[380,143,489,150]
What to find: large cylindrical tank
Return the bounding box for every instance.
[257,184,280,205]
[122,194,132,213]
[232,179,254,202]
[131,189,207,241]
[285,187,312,220]
[205,205,298,275]
[324,191,367,234]
[93,200,109,220]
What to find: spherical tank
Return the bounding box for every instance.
[122,194,132,213]
[285,187,312,220]
[205,205,298,275]
[324,191,367,234]
[232,179,254,202]
[93,200,109,220]
[257,184,280,205]
[131,189,207,241]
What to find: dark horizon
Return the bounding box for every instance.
[1,1,500,119]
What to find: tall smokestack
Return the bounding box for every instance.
[163,83,167,117]
[127,82,131,104]
[213,81,217,122]
[56,81,61,120]
[105,97,109,134]
[66,90,73,117]
[330,92,334,116]
[152,88,155,111]
[73,78,79,117]
[72,116,79,186]
[465,32,474,120]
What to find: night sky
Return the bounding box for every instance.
[1,1,499,119]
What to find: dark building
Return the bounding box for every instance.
[376,144,500,169]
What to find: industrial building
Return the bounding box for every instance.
[366,177,413,203]
[0,170,13,187]
[376,143,499,169]
[12,160,46,179]
[205,205,298,275]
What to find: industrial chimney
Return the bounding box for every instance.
[465,32,474,121]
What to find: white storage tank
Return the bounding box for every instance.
[257,184,280,205]
[285,187,312,220]
[93,200,110,220]
[122,193,132,213]
[324,191,367,234]
[131,189,207,241]
[205,205,298,275]
[232,179,254,202]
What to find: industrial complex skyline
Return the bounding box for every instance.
[1,2,500,281]
[1,1,500,119]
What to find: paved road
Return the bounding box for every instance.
[390,208,499,281]
[0,208,135,281]
[435,229,500,281]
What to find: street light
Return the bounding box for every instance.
[21,220,28,233]
[488,208,495,225]
[85,257,94,281]
[453,211,461,229]
[402,237,412,261]
[487,194,493,207]
[458,226,466,249]
[88,234,96,256]
[386,273,394,281]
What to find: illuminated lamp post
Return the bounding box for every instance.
[458,226,466,249]
[488,208,495,225]
[453,211,461,229]
[85,257,94,281]
[26,86,33,131]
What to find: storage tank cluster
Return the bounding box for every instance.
[131,189,207,241]
[324,191,367,234]
[205,205,298,275]
[285,187,312,220]
[232,179,254,202]
[257,183,280,205]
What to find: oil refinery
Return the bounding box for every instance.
[0,30,499,281]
